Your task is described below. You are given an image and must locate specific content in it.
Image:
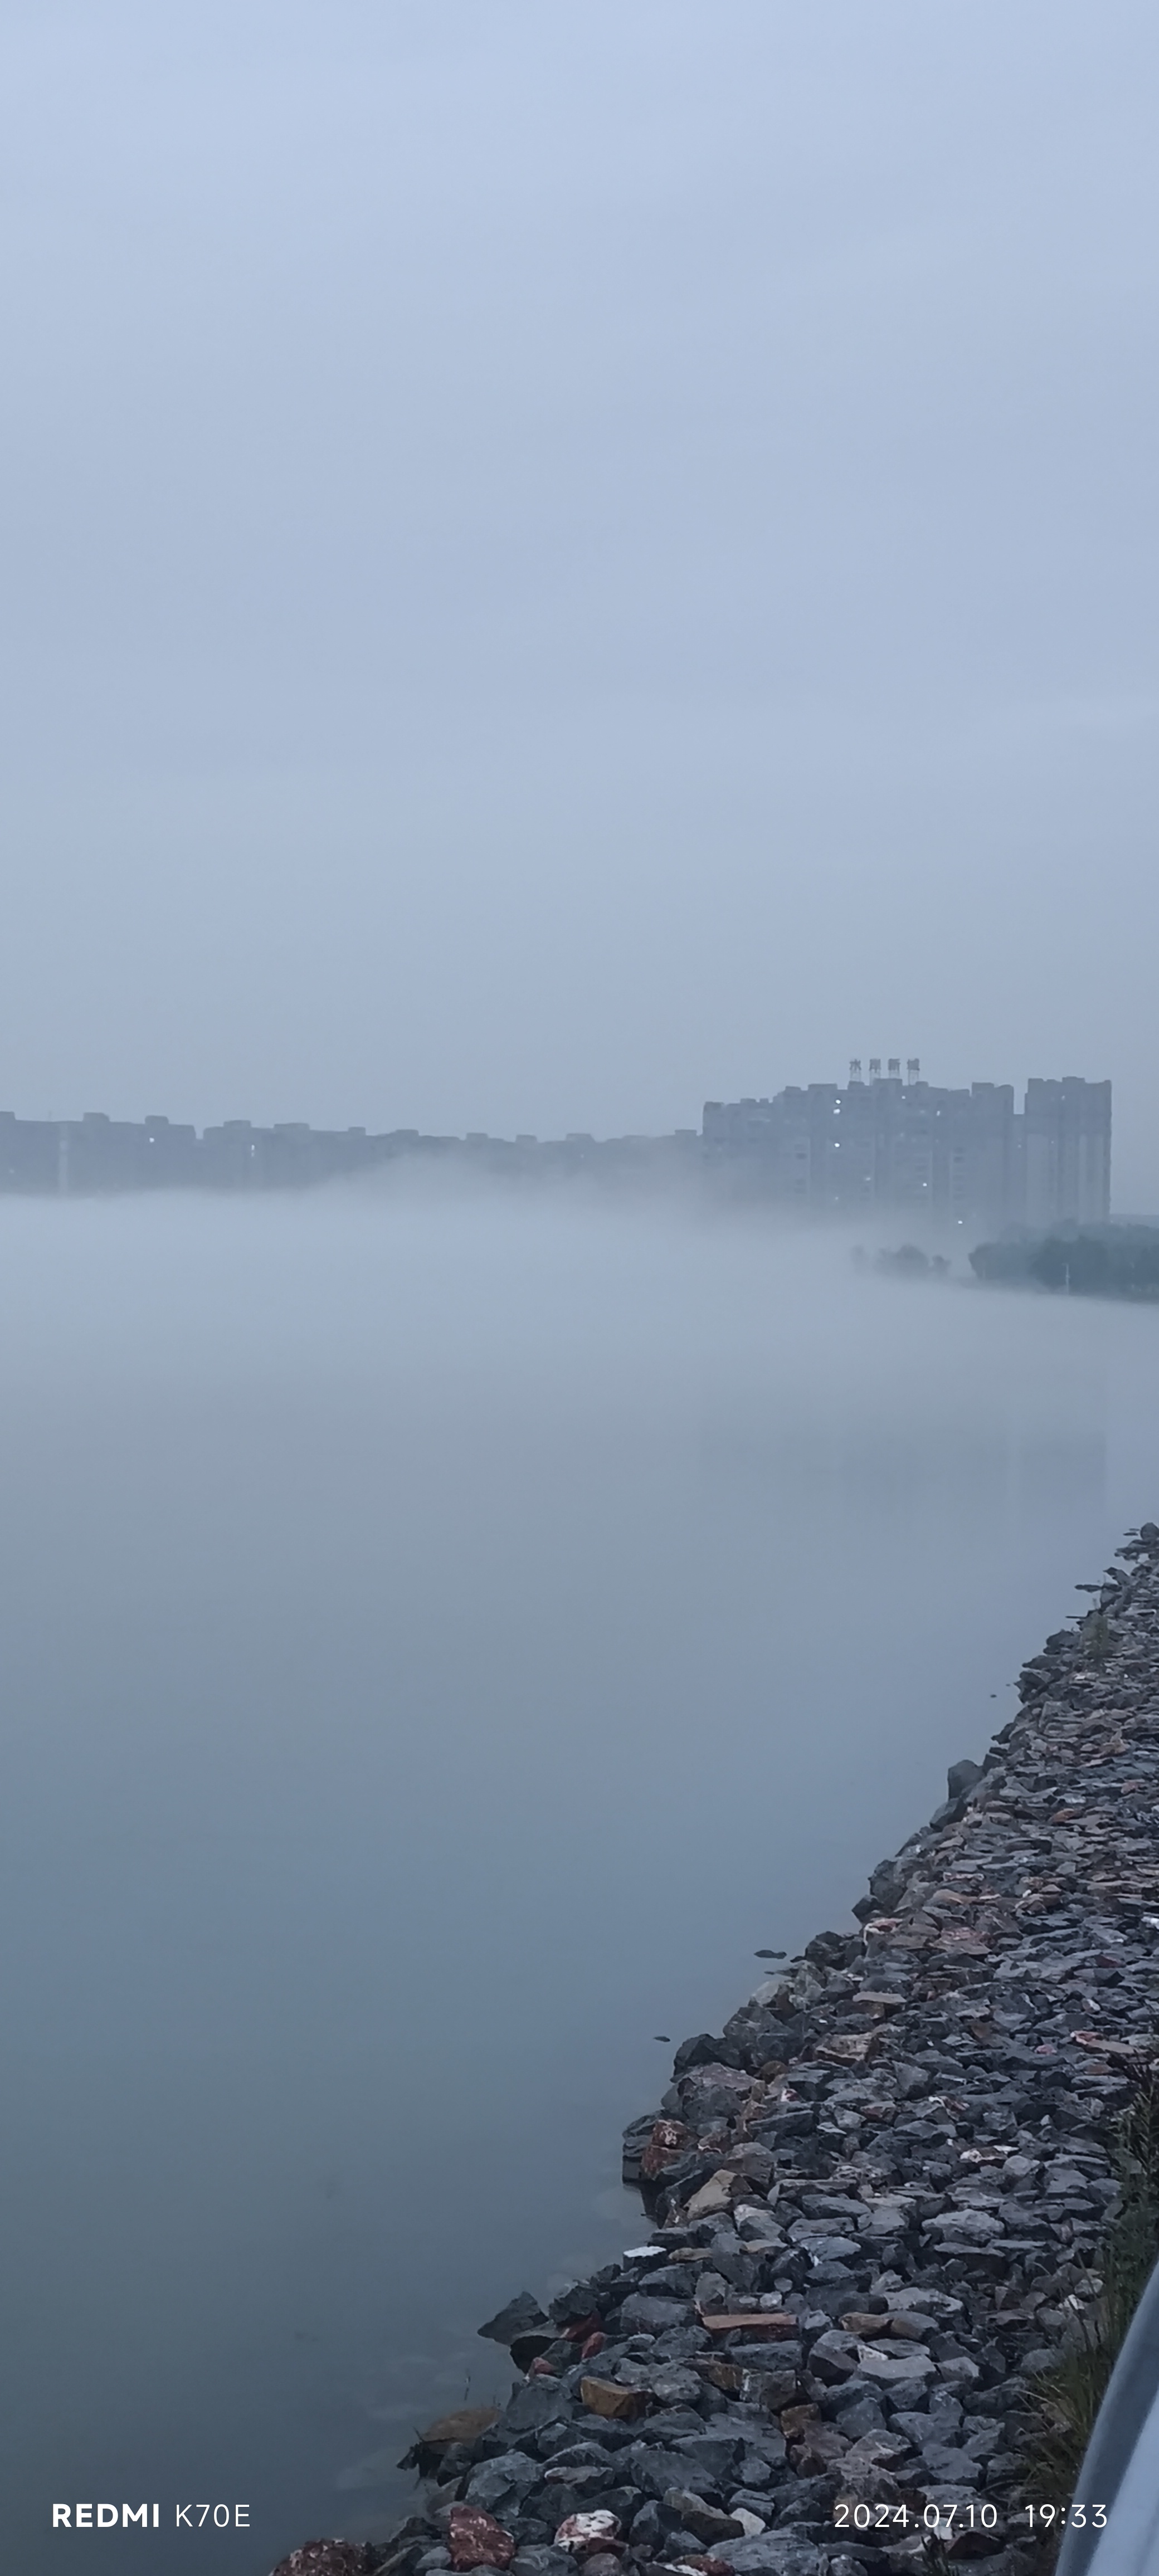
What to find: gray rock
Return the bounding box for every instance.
[539,2465,608,2500]
[649,2323,711,2359]
[537,2424,599,2461]
[465,2453,541,2512]
[856,2343,935,2385]
[827,2393,885,2438]
[770,2471,839,2523]
[479,2292,551,2348]
[625,2501,663,2554]
[709,2233,758,2291]
[918,2442,982,2486]
[890,2407,933,2441]
[965,2419,1005,2458]
[716,2540,828,2575]
[674,2036,741,2080]
[695,2268,732,2310]
[805,2330,859,2384]
[840,2429,912,2471]
[637,2363,704,2407]
[861,1857,908,1916]
[804,1932,858,1972]
[787,2232,861,2264]
[632,2263,695,2300]
[729,2363,799,2413]
[662,2489,745,2544]
[494,2382,573,2441]
[630,2448,690,2501]
[638,2407,712,2445]
[671,2434,742,2489]
[616,2292,693,2335]
[728,2423,787,2468]
[887,2287,963,2319]
[539,2444,615,2473]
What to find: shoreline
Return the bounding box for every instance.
[276,1521,1159,2576]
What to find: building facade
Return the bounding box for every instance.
[702,1070,1112,1228]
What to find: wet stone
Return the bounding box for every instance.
[480,2296,551,2350]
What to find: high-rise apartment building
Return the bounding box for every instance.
[701,1072,1111,1227]
[1022,1079,1113,1228]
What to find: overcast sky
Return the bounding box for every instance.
[1,2,1156,1196]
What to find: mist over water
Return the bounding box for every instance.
[1,1185,1156,2570]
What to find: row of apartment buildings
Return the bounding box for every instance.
[0,1113,421,1194]
[701,1070,1112,1228]
[0,1113,700,1195]
[0,1076,1111,1225]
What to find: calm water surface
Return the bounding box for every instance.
[1,1188,1156,2570]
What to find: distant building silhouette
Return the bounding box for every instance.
[0,1079,1112,1223]
[1021,1079,1112,1230]
[0,1110,413,1194]
[701,1072,1112,1226]
[0,1111,702,1196]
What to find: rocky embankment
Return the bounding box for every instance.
[275,1524,1159,2576]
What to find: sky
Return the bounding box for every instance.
[1,1,1156,1197]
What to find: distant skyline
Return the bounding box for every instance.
[0,1059,1119,1140]
[1,3,1156,1199]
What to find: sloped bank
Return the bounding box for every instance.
[274,1523,1159,2576]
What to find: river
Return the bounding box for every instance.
[1,1183,1155,2569]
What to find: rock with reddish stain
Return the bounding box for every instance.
[447,2507,515,2571]
[553,2511,622,2557]
[639,2119,691,2181]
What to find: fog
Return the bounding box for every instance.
[2,2,1158,1194]
[3,2,1158,2563]
[1,1186,1156,2567]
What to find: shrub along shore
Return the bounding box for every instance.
[274,1523,1159,2576]
[970,1228,1159,1299]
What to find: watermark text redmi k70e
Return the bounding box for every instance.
[52,2504,250,2530]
